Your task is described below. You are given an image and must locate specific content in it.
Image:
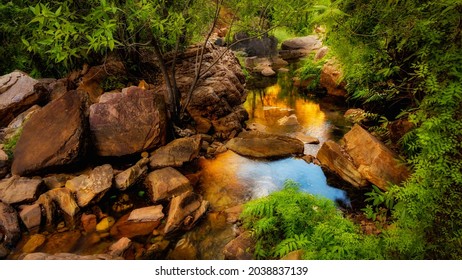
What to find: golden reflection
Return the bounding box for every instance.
[244,84,327,131]
[198,151,250,210]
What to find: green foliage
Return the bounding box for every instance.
[323,0,462,259]
[241,180,384,259]
[296,54,328,91]
[2,128,22,159]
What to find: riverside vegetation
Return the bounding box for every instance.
[1,0,461,260]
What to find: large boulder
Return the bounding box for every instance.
[279,35,322,60]
[0,176,43,205]
[89,86,167,157]
[317,140,368,188]
[343,124,410,190]
[0,71,42,127]
[11,90,89,176]
[144,167,192,203]
[225,131,304,158]
[151,43,248,138]
[320,59,347,97]
[149,135,201,169]
[65,164,113,207]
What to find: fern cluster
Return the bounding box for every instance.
[241,180,384,259]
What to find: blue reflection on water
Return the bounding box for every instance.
[237,157,350,206]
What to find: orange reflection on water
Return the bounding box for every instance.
[244,83,326,131]
[198,152,250,210]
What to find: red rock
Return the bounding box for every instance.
[145,167,192,203]
[110,213,161,239]
[81,214,97,233]
[11,90,89,176]
[89,87,167,157]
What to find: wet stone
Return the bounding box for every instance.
[19,204,42,232]
[0,176,43,205]
[110,213,161,239]
[108,237,132,257]
[127,205,164,223]
[144,167,192,203]
[81,213,97,233]
[164,191,203,234]
[149,135,201,169]
[0,202,20,248]
[39,230,82,255]
[21,234,46,253]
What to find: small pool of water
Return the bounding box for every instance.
[199,151,349,209]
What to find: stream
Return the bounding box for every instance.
[181,70,353,259]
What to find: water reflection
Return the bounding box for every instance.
[199,151,350,209]
[243,73,349,155]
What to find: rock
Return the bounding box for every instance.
[317,140,368,188]
[110,213,161,239]
[0,176,42,205]
[167,237,197,260]
[224,204,244,224]
[281,249,304,260]
[0,148,8,175]
[1,105,41,142]
[21,234,46,253]
[343,124,410,190]
[225,131,304,158]
[38,188,80,227]
[277,114,300,126]
[89,86,167,157]
[344,108,368,124]
[77,59,126,103]
[261,67,276,77]
[183,200,209,231]
[211,108,249,139]
[0,71,41,127]
[19,204,42,232]
[294,132,320,144]
[20,252,122,260]
[96,217,115,232]
[149,135,201,169]
[40,230,81,254]
[231,33,278,57]
[152,43,247,138]
[320,59,347,97]
[302,154,321,165]
[36,191,55,228]
[281,35,322,51]
[11,90,89,176]
[48,78,69,101]
[65,164,113,207]
[164,191,203,234]
[127,205,164,223]
[108,237,132,257]
[223,231,255,260]
[114,158,149,191]
[0,202,20,248]
[144,167,192,203]
[43,174,74,190]
[81,213,97,233]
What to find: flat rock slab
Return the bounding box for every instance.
[65,164,113,207]
[89,86,167,157]
[225,131,304,158]
[110,213,161,239]
[281,35,322,51]
[128,205,164,222]
[0,202,20,247]
[11,90,89,176]
[149,135,201,169]
[145,167,192,203]
[0,71,40,127]
[0,176,43,205]
[20,252,122,260]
